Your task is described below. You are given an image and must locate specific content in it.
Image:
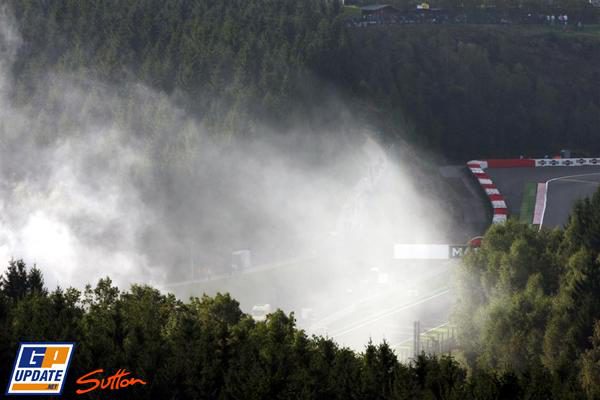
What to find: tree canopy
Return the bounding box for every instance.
[454,186,600,399]
[0,260,481,399]
[6,0,600,160]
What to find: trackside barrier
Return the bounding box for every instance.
[486,159,536,168]
[467,160,507,224]
[467,157,600,225]
[534,158,600,167]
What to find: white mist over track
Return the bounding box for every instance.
[0,9,454,348]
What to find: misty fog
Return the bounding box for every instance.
[0,9,456,349]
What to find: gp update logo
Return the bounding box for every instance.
[6,342,148,396]
[6,342,75,395]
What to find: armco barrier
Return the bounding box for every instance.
[467,157,600,225]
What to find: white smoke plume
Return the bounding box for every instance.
[0,8,456,349]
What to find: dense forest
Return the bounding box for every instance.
[454,189,600,398]
[339,26,600,159]
[6,0,600,160]
[0,262,498,399]
[3,188,600,398]
[7,0,349,136]
[4,1,600,397]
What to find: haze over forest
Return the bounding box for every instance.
[1,0,600,398]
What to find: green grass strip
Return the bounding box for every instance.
[341,5,361,17]
[519,182,537,224]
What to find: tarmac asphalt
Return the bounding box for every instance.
[541,172,600,228]
[486,166,600,228]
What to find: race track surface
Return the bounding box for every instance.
[486,166,600,228]
[542,172,600,228]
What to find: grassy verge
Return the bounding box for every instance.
[519,182,537,224]
[342,5,361,18]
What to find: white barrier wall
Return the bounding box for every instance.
[534,158,600,167]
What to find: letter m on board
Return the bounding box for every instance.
[449,246,466,259]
